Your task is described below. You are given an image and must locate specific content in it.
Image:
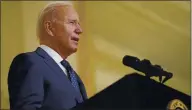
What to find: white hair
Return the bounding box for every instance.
[36,1,73,40]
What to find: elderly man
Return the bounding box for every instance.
[8,1,87,110]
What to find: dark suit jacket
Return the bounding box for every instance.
[8,47,87,110]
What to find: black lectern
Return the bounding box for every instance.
[73,73,191,110]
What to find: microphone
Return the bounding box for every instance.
[122,55,173,83]
[122,55,142,71]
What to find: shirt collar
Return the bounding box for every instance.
[40,45,63,63]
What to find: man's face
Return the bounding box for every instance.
[52,6,82,53]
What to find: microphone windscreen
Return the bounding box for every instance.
[122,55,140,68]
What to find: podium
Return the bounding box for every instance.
[73,73,191,110]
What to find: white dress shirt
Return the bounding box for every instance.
[40,45,68,76]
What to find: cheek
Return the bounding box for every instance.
[53,25,75,45]
[65,24,76,35]
[55,27,66,36]
[57,26,73,37]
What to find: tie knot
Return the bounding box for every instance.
[60,60,71,69]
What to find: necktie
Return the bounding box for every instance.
[60,60,83,103]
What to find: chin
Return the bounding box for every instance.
[70,47,78,53]
[72,48,77,52]
[68,44,78,53]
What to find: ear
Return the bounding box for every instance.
[44,21,55,36]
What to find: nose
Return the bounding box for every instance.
[75,24,83,35]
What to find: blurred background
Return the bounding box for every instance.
[1,1,191,109]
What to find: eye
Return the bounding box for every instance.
[69,21,76,25]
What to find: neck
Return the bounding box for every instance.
[40,41,71,60]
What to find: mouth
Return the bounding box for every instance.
[71,37,79,43]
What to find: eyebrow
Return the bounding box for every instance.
[68,19,79,22]
[68,19,81,25]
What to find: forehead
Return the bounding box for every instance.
[55,6,79,22]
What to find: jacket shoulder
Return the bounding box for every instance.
[11,51,42,65]
[9,51,44,74]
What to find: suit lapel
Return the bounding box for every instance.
[35,47,69,82]
[79,82,88,100]
[35,47,84,101]
[75,74,88,100]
